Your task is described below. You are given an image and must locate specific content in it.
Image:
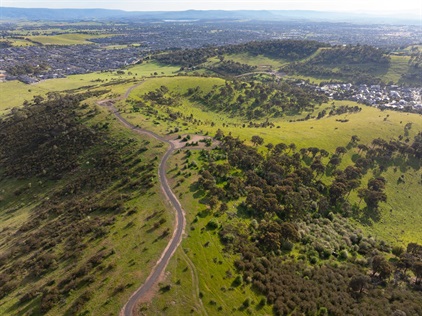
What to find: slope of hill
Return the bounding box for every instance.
[115,73,422,314]
[0,91,173,315]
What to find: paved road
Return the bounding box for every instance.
[100,89,186,316]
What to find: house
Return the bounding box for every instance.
[0,70,6,82]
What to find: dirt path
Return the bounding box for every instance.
[180,249,208,316]
[98,81,207,316]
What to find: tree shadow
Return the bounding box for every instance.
[346,141,356,150]
[236,204,252,219]
[302,156,313,166]
[6,295,41,316]
[354,206,382,226]
[325,165,336,177]
[351,153,361,163]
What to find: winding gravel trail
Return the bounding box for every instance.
[98,83,186,316]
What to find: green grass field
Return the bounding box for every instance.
[0,39,35,47]
[120,76,421,150]
[381,55,411,83]
[0,62,180,114]
[223,53,287,70]
[28,34,112,45]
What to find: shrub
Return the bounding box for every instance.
[309,256,318,264]
[243,297,251,307]
[259,297,267,306]
[232,275,243,287]
[392,246,405,257]
[339,250,349,260]
[207,218,219,230]
[281,240,294,251]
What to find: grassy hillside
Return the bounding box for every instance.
[118,75,422,247]
[143,149,273,315]
[0,62,180,114]
[154,42,421,86]
[1,42,421,316]
[0,92,174,315]
[142,125,422,315]
[217,53,287,71]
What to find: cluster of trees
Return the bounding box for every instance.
[208,60,256,76]
[283,62,384,85]
[359,133,422,171]
[155,47,212,67]
[281,45,391,84]
[222,40,325,61]
[317,104,362,119]
[155,39,326,67]
[141,85,181,106]
[310,45,390,65]
[186,79,328,119]
[0,90,108,179]
[0,94,157,313]
[193,131,422,314]
[401,52,422,85]
[233,250,422,315]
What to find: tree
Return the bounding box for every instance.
[364,190,387,209]
[357,144,368,154]
[251,135,264,146]
[349,275,369,293]
[329,154,341,167]
[219,202,228,213]
[329,181,347,204]
[351,135,360,143]
[288,143,297,153]
[279,222,299,242]
[215,129,224,140]
[265,143,274,152]
[411,261,422,284]
[367,177,386,191]
[397,253,414,273]
[311,160,325,176]
[335,146,347,156]
[33,95,44,105]
[274,142,288,154]
[308,147,320,158]
[208,196,219,210]
[319,149,329,157]
[371,255,392,279]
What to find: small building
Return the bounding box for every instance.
[0,70,6,83]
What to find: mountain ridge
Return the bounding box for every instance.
[0,7,420,24]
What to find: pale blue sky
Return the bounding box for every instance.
[1,0,421,16]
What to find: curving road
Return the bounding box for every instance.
[99,85,186,316]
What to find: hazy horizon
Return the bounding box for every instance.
[2,0,421,16]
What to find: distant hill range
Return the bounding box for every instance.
[0,7,420,25]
